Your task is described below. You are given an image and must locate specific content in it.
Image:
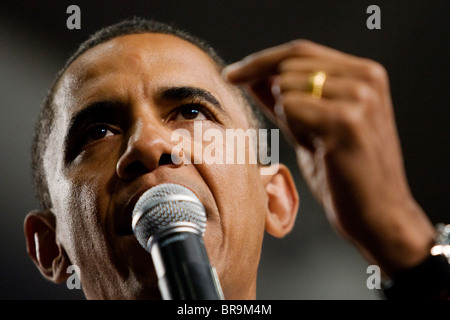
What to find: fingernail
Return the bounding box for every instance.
[271,76,281,97]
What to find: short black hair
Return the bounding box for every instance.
[32,17,264,210]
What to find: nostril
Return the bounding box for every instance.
[158,153,175,166]
[122,161,147,178]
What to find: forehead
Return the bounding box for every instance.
[55,33,228,116]
[68,33,221,79]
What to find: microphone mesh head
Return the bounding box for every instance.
[132,183,207,248]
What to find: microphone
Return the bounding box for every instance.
[132,183,224,300]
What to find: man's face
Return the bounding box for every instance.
[45,33,270,299]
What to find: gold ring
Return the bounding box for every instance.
[307,71,327,98]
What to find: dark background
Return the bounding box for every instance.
[0,0,448,299]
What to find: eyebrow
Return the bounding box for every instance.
[64,86,226,161]
[66,101,121,137]
[66,86,221,139]
[159,86,223,110]
[64,101,122,161]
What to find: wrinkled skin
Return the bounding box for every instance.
[224,40,435,276]
[24,34,299,299]
[25,33,436,300]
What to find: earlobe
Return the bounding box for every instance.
[24,209,71,283]
[262,164,300,238]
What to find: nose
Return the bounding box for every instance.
[116,118,181,180]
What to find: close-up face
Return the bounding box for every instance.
[7,3,447,303]
[43,33,275,299]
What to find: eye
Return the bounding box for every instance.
[83,124,118,146]
[172,104,209,121]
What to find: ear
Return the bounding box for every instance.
[24,209,71,283]
[262,164,299,238]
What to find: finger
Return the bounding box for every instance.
[274,91,337,137]
[223,40,359,84]
[279,57,387,86]
[277,71,368,101]
[245,76,278,110]
[279,58,342,76]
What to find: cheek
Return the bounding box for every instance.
[200,161,268,282]
[53,148,119,259]
[51,176,102,272]
[193,124,268,261]
[69,149,118,212]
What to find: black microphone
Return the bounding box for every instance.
[132,183,224,300]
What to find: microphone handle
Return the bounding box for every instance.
[149,224,224,300]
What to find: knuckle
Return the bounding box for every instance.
[334,104,365,132]
[361,59,388,83]
[288,39,315,56]
[350,83,375,102]
[278,58,299,72]
[281,92,299,107]
[278,72,302,92]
